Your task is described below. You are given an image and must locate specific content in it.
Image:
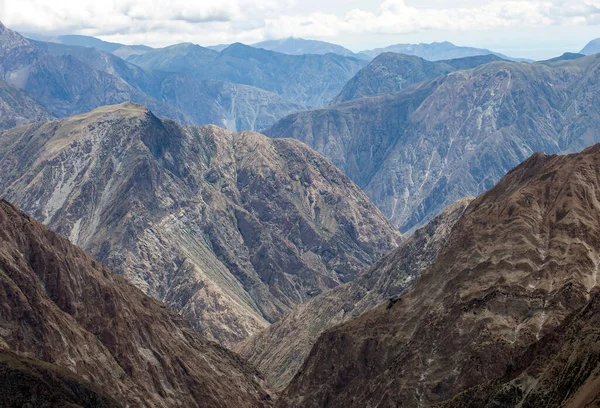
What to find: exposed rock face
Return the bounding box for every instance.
[580,38,600,55]
[267,54,600,232]
[127,42,367,108]
[359,41,516,61]
[331,53,503,104]
[236,197,471,391]
[439,290,600,408]
[0,103,401,346]
[279,144,600,407]
[0,199,271,407]
[0,79,53,130]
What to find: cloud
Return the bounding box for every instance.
[2,0,600,47]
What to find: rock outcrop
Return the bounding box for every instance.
[0,199,271,407]
[0,102,401,346]
[236,197,471,391]
[279,144,600,407]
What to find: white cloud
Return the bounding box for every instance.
[1,0,600,47]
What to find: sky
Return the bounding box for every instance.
[1,0,599,59]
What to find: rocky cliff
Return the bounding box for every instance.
[0,102,401,346]
[0,199,271,407]
[236,197,471,391]
[278,144,600,407]
[267,54,600,232]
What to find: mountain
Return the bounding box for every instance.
[540,52,586,63]
[580,38,600,55]
[0,25,303,132]
[0,103,402,347]
[0,199,271,406]
[331,53,503,104]
[252,38,363,58]
[0,22,189,123]
[0,79,53,129]
[278,144,600,407]
[31,39,304,132]
[236,197,471,391]
[25,32,152,59]
[126,42,367,107]
[360,41,519,61]
[267,54,600,232]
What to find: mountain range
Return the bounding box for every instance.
[359,41,523,61]
[0,23,363,132]
[0,102,401,347]
[267,53,600,232]
[277,143,600,407]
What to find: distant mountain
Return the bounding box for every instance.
[25,32,152,59]
[0,103,401,346]
[332,53,503,104]
[252,37,363,58]
[207,43,230,52]
[581,38,600,55]
[540,52,585,63]
[125,42,367,107]
[236,197,471,391]
[0,199,271,407]
[0,79,54,129]
[1,24,302,132]
[267,54,600,232]
[279,144,600,407]
[0,22,188,122]
[360,41,520,61]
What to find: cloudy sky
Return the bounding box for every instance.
[1,0,599,59]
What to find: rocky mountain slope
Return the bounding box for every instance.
[267,54,600,232]
[278,144,600,407]
[236,197,471,391]
[580,38,600,55]
[0,79,53,130]
[0,102,401,347]
[360,41,516,61]
[0,199,271,407]
[331,53,503,104]
[127,42,367,108]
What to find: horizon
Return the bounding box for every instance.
[2,0,600,60]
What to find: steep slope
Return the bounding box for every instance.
[0,103,401,346]
[127,42,367,107]
[0,350,121,408]
[580,38,600,55]
[331,53,503,104]
[0,199,271,407]
[360,41,517,61]
[0,22,188,123]
[267,54,600,232]
[236,197,471,391]
[252,38,361,58]
[28,36,302,131]
[0,79,53,130]
[280,144,600,407]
